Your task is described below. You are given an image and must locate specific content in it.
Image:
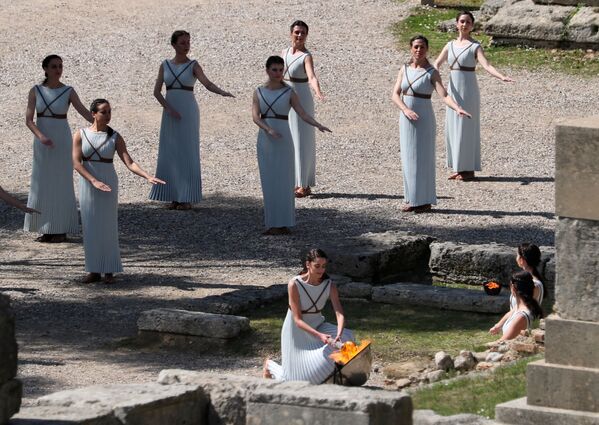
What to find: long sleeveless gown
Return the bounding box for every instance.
[256,86,295,228]
[399,64,437,207]
[78,128,122,273]
[24,85,79,234]
[284,48,316,188]
[149,60,201,203]
[267,276,354,384]
[444,41,481,173]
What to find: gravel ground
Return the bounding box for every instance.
[1,0,597,404]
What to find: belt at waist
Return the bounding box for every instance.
[37,114,67,119]
[261,113,288,121]
[166,86,194,91]
[402,91,432,99]
[82,158,113,163]
[289,305,322,314]
[284,77,309,83]
[450,66,476,72]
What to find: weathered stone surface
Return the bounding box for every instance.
[555,217,599,322]
[396,378,412,389]
[454,351,476,371]
[385,361,428,379]
[479,0,512,21]
[424,371,445,383]
[0,294,17,383]
[473,351,488,362]
[568,7,599,45]
[137,308,250,339]
[510,341,538,354]
[12,404,119,424]
[496,396,599,425]
[531,329,545,343]
[326,231,435,282]
[372,283,509,313]
[195,284,287,315]
[486,352,504,363]
[0,379,21,425]
[337,281,373,299]
[545,316,599,369]
[414,409,497,424]
[476,362,495,371]
[434,352,453,372]
[540,247,556,307]
[535,0,599,7]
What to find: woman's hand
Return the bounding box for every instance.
[489,324,501,335]
[267,128,282,139]
[92,180,112,192]
[166,107,181,120]
[457,108,472,119]
[315,92,326,102]
[220,90,235,98]
[39,135,55,148]
[147,176,166,185]
[21,206,40,214]
[402,108,419,121]
[317,124,332,133]
[318,332,332,344]
[334,334,342,343]
[501,76,515,83]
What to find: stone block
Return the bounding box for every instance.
[454,351,476,371]
[569,8,599,44]
[137,308,250,339]
[424,371,444,384]
[545,316,599,369]
[196,284,287,315]
[372,283,509,314]
[326,231,434,282]
[0,294,17,383]
[12,404,119,424]
[428,242,517,287]
[0,379,21,424]
[385,360,428,379]
[246,381,413,425]
[496,396,599,425]
[413,409,496,424]
[555,217,599,322]
[535,0,599,5]
[527,360,599,412]
[337,282,373,299]
[555,117,599,221]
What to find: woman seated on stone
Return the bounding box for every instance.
[490,271,543,340]
[263,249,353,384]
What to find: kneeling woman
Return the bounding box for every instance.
[264,249,353,384]
[252,56,330,235]
[73,99,165,283]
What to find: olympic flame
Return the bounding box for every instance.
[485,281,500,290]
[329,340,371,365]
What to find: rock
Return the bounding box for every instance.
[372,283,509,314]
[425,370,445,383]
[539,318,546,330]
[531,329,545,343]
[384,360,428,379]
[511,341,538,354]
[137,308,250,339]
[396,378,412,389]
[336,281,373,299]
[0,379,22,424]
[196,284,288,315]
[479,0,513,21]
[476,362,495,371]
[434,352,453,372]
[502,350,520,363]
[413,409,497,424]
[454,351,476,371]
[473,351,488,362]
[0,294,20,424]
[497,343,510,353]
[486,352,504,362]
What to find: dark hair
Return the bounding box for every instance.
[171,30,190,45]
[290,20,309,33]
[518,243,544,289]
[456,11,475,23]
[41,54,62,85]
[409,35,429,48]
[89,99,114,136]
[266,55,285,69]
[299,248,329,282]
[511,271,544,319]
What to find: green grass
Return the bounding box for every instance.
[411,355,541,418]
[391,7,599,76]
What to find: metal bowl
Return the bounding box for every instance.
[483,281,502,296]
[324,344,372,386]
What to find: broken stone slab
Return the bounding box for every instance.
[325,231,435,282]
[137,308,250,339]
[425,371,445,383]
[434,352,454,372]
[0,379,22,425]
[337,281,373,299]
[372,283,509,314]
[385,360,429,379]
[535,0,599,6]
[11,404,118,425]
[246,380,413,425]
[486,352,504,363]
[413,409,498,424]
[196,284,287,315]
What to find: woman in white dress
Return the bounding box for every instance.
[73,99,165,284]
[434,11,514,181]
[24,54,93,242]
[490,271,543,341]
[150,30,234,210]
[252,56,330,235]
[264,249,354,384]
[392,36,471,213]
[283,20,325,198]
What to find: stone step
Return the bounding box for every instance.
[545,316,599,369]
[495,397,599,425]
[372,283,509,314]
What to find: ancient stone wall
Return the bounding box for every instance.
[0,293,21,424]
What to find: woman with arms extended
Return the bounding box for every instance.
[73,99,164,284]
[24,54,93,242]
[283,20,325,198]
[252,55,330,235]
[1,186,39,214]
[263,249,353,383]
[434,11,514,181]
[392,35,471,213]
[150,30,234,210]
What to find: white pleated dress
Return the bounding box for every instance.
[256,86,295,228]
[399,65,437,207]
[284,48,316,188]
[267,276,354,384]
[502,308,533,334]
[79,128,122,273]
[24,85,79,234]
[149,60,202,203]
[445,41,481,172]
[509,278,544,310]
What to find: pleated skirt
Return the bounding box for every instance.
[267,309,354,384]
[399,97,437,207]
[257,119,295,228]
[79,162,122,273]
[149,90,202,203]
[24,118,79,234]
[445,71,481,172]
[288,82,316,187]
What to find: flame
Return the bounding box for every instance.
[329,339,371,365]
[485,281,500,290]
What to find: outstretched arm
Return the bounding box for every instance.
[290,91,331,133]
[194,62,235,97]
[476,47,514,82]
[288,280,331,344]
[70,89,94,123]
[432,70,472,118]
[0,186,39,214]
[115,134,165,185]
[329,283,346,342]
[25,88,53,147]
[391,68,418,121]
[72,131,112,192]
[304,55,325,101]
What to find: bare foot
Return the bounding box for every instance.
[262,358,273,379]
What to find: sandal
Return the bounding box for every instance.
[82,273,102,284]
[103,273,115,284]
[175,203,192,210]
[167,202,179,210]
[401,204,415,212]
[50,234,67,243]
[35,234,54,243]
[263,227,291,236]
[295,187,311,198]
[414,204,432,213]
[448,173,460,180]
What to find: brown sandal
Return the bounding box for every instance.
[35,234,54,243]
[82,273,102,284]
[103,273,115,284]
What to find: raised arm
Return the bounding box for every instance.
[304,55,325,101]
[288,279,331,344]
[290,91,331,132]
[433,44,449,70]
[391,67,418,121]
[115,134,165,185]
[432,70,472,118]
[25,87,53,147]
[194,62,234,97]
[72,130,112,192]
[252,90,281,139]
[69,89,93,123]
[329,282,346,343]
[476,47,514,82]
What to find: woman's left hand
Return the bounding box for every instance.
[317,124,332,133]
[501,76,515,83]
[221,91,235,98]
[458,108,472,119]
[315,92,326,102]
[147,176,166,185]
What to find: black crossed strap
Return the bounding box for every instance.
[81,129,115,163]
[36,86,71,119]
[283,47,309,83]
[401,64,434,99]
[165,60,196,91]
[449,42,477,72]
[294,278,330,314]
[258,87,291,120]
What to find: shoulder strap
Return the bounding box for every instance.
[449,42,475,70]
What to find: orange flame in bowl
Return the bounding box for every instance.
[329,340,371,365]
[485,281,500,289]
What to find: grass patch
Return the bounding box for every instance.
[411,355,541,418]
[391,7,599,76]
